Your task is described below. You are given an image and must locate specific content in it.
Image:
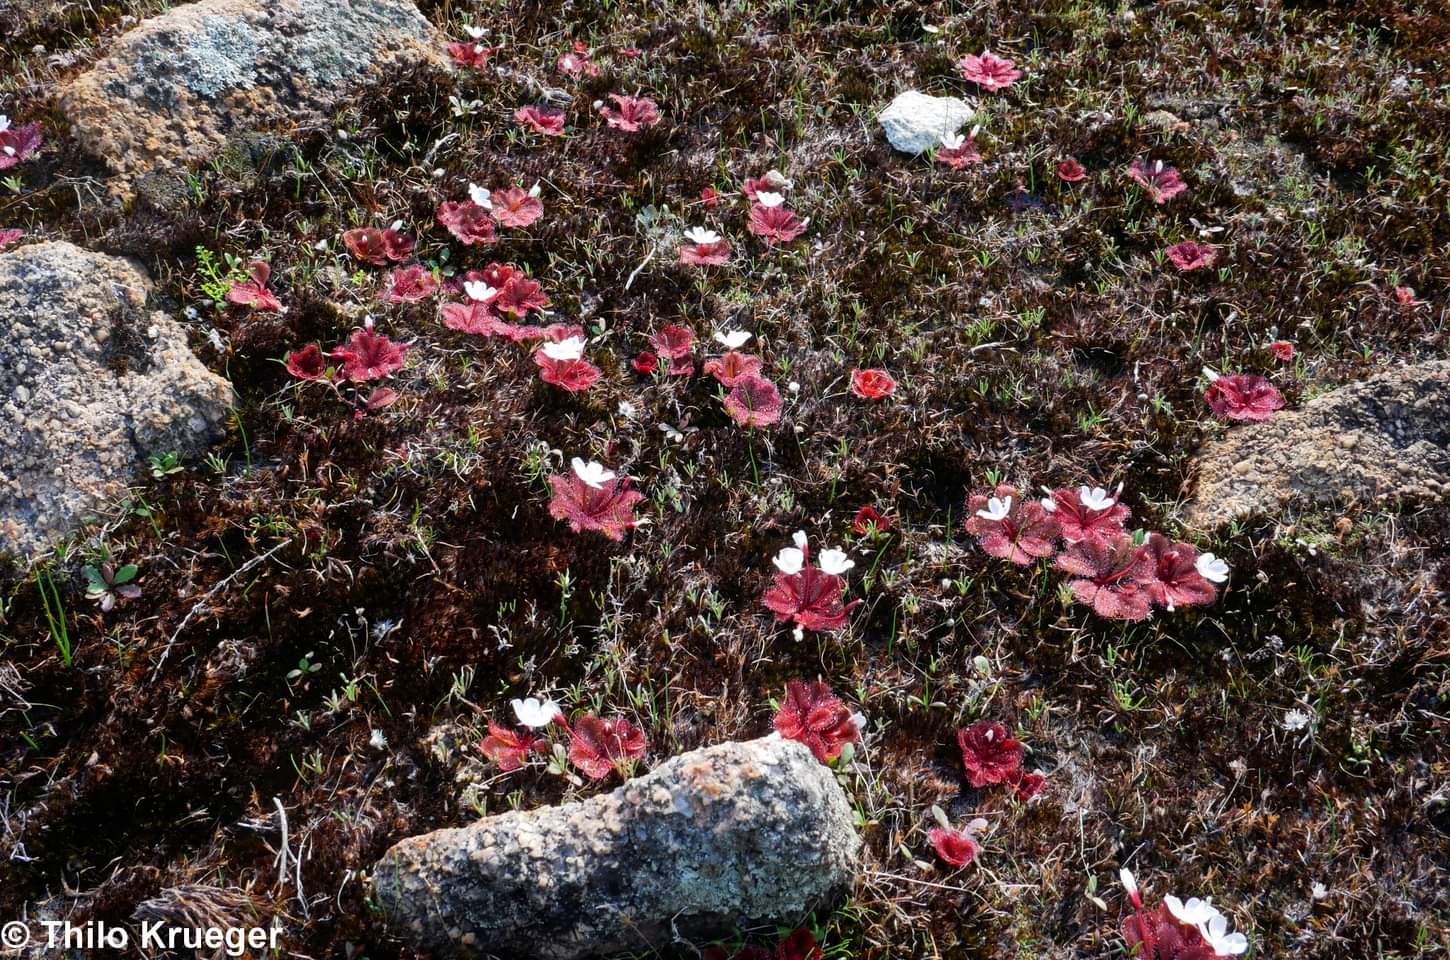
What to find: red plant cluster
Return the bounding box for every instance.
[447,40,495,69]
[1119,872,1250,958]
[0,227,25,251]
[762,533,860,635]
[515,105,567,136]
[965,483,1226,621]
[1128,159,1188,204]
[0,121,42,170]
[722,375,783,427]
[599,94,661,132]
[225,260,282,312]
[479,723,542,771]
[557,42,601,78]
[342,226,414,265]
[480,704,647,782]
[284,324,408,418]
[959,51,1023,91]
[547,468,644,541]
[703,351,762,387]
[1166,240,1217,272]
[747,203,807,244]
[1056,158,1088,183]
[650,324,696,375]
[853,505,892,536]
[382,264,439,303]
[436,200,497,246]
[850,368,896,400]
[957,720,1045,801]
[936,134,982,170]
[1203,373,1283,422]
[703,928,822,960]
[772,680,860,763]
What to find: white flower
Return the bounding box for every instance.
[940,131,966,150]
[1163,895,1216,928]
[0,115,9,132]
[528,181,542,198]
[713,329,751,350]
[571,457,615,489]
[1040,485,1058,512]
[4,145,16,157]
[1198,912,1249,956]
[369,728,388,750]
[976,496,1012,522]
[1202,365,1221,382]
[849,711,867,733]
[773,546,804,575]
[684,226,722,245]
[1079,485,1116,511]
[389,219,404,232]
[463,280,497,302]
[468,183,492,209]
[541,336,585,361]
[792,625,804,642]
[818,548,854,576]
[754,190,785,208]
[1311,882,1328,900]
[792,530,808,548]
[617,400,637,418]
[1196,553,1229,583]
[464,25,486,39]
[1282,708,1311,732]
[473,44,485,54]
[1120,868,1139,901]
[512,696,560,728]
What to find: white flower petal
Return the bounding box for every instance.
[571,457,615,488]
[713,329,751,350]
[468,183,492,209]
[1196,553,1230,583]
[773,547,804,575]
[818,548,855,576]
[754,190,785,208]
[541,336,585,361]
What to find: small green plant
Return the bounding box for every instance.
[36,567,73,667]
[149,452,184,479]
[194,245,248,305]
[83,560,140,612]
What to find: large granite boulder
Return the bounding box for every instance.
[372,736,861,959]
[61,0,449,194]
[1184,360,1450,527]
[0,242,233,559]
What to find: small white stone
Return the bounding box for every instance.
[877,90,974,155]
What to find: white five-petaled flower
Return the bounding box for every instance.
[571,457,615,489]
[684,226,722,245]
[713,329,751,350]
[463,280,497,302]
[1039,485,1058,511]
[1283,707,1311,732]
[773,545,804,575]
[541,336,585,361]
[0,115,9,132]
[468,183,492,209]
[465,25,486,39]
[1079,485,1116,511]
[976,495,1012,522]
[1202,365,1221,382]
[754,191,785,208]
[940,131,966,150]
[389,219,404,232]
[512,696,561,728]
[2,146,14,157]
[528,181,542,198]
[1163,895,1216,928]
[1196,552,1229,583]
[818,548,854,576]
[1198,912,1249,956]
[369,728,388,750]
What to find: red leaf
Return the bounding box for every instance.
[436,201,498,245]
[957,720,1024,788]
[928,827,980,868]
[723,375,783,427]
[547,472,643,540]
[1055,534,1155,621]
[534,354,602,393]
[225,261,283,311]
[599,94,661,131]
[774,929,821,960]
[492,187,545,228]
[479,722,541,772]
[330,328,407,383]
[515,105,567,136]
[285,343,327,381]
[1140,533,1217,612]
[567,715,646,780]
[381,264,439,303]
[703,351,762,387]
[964,485,1060,565]
[747,204,806,244]
[850,368,896,400]
[772,680,858,764]
[1204,374,1283,422]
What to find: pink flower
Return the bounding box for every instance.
[964,485,1059,565]
[492,186,544,228]
[723,375,783,427]
[850,368,896,400]
[382,264,439,303]
[479,722,541,772]
[557,42,600,78]
[515,105,567,136]
[957,721,1024,788]
[762,533,860,634]
[548,465,644,540]
[1166,240,1216,272]
[958,51,1022,92]
[494,275,550,317]
[436,201,498,245]
[1056,158,1087,183]
[599,94,661,132]
[568,715,646,780]
[772,680,859,764]
[0,227,24,251]
[703,351,763,387]
[928,827,980,868]
[447,41,495,69]
[225,261,282,312]
[1055,534,1155,621]
[853,505,891,536]
[1140,533,1218,612]
[1127,159,1187,204]
[285,343,327,381]
[1041,485,1130,544]
[330,328,408,382]
[342,226,414,265]
[1270,340,1295,362]
[700,186,720,207]
[747,204,807,244]
[535,353,602,393]
[0,122,42,169]
[1204,373,1283,422]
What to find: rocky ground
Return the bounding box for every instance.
[1,0,1448,958]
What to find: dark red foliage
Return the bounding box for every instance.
[547,472,643,540]
[963,485,1059,565]
[1270,340,1295,362]
[447,41,495,69]
[492,187,544,228]
[515,105,567,136]
[1166,240,1216,272]
[1128,159,1187,204]
[650,324,694,360]
[853,505,891,535]
[330,328,407,382]
[928,827,979,868]
[479,722,541,772]
[440,301,504,336]
[342,226,414,265]
[631,351,660,375]
[957,721,1024,788]
[850,368,896,400]
[382,264,439,303]
[471,262,523,289]
[0,228,22,251]
[959,51,1022,91]
[285,344,327,381]
[599,94,661,131]
[774,929,822,960]
[679,239,730,266]
[1043,486,1131,544]
[1122,905,1220,960]
[1204,374,1284,422]
[740,174,787,201]
[700,186,720,207]
[772,680,859,763]
[1013,771,1047,801]
[494,275,550,317]
[557,45,600,78]
[567,715,646,780]
[0,123,42,169]
[747,204,807,244]
[1141,533,1218,612]
[534,354,602,393]
[703,351,762,386]
[936,138,982,170]
[225,261,282,312]
[762,556,859,634]
[436,201,498,245]
[723,375,783,427]
[1055,534,1155,621]
[1057,158,1087,182]
[702,948,771,960]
